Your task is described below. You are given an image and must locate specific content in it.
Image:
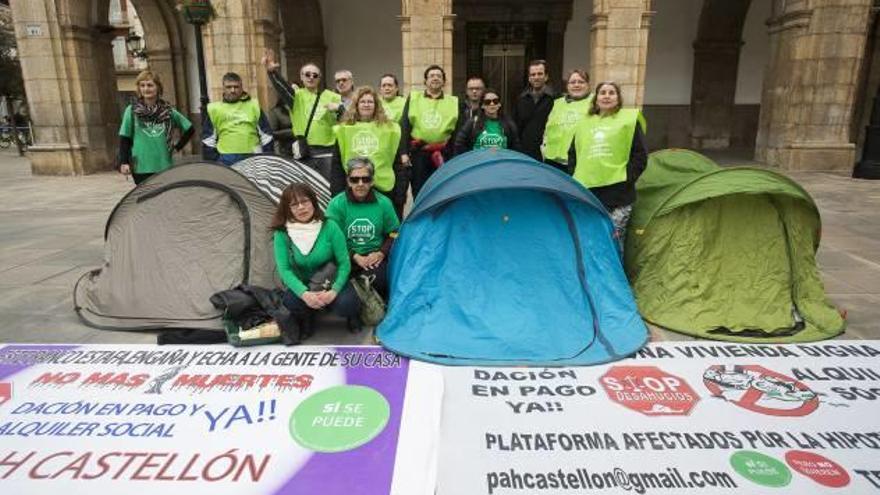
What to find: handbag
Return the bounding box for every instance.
[292,90,323,160]
[308,262,337,291]
[351,274,386,327]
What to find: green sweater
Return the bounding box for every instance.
[273,222,351,297]
[325,192,400,255]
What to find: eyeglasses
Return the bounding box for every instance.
[302,72,320,79]
[482,98,501,105]
[348,176,373,184]
[289,198,312,208]
[335,78,351,84]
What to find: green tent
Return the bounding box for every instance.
[625,149,845,343]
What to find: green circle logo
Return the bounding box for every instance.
[730,451,792,487]
[289,385,390,452]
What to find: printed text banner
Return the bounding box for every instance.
[0,344,441,495]
[437,341,880,495]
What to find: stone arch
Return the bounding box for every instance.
[689,0,752,149]
[13,0,191,174]
[279,0,326,83]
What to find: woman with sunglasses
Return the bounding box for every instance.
[262,49,342,180]
[541,69,593,174]
[453,89,520,155]
[330,87,403,202]
[326,158,400,309]
[568,81,647,245]
[271,183,360,342]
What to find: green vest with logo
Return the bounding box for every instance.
[291,89,341,146]
[207,98,262,154]
[334,121,401,193]
[407,92,459,144]
[542,95,593,163]
[572,108,641,188]
[381,96,406,123]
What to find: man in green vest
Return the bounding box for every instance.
[262,50,342,180]
[202,72,274,166]
[400,65,460,199]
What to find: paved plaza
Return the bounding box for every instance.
[0,148,878,345]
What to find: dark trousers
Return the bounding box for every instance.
[410,148,446,200]
[544,159,573,175]
[392,163,411,219]
[218,153,252,166]
[281,282,360,327]
[303,146,334,182]
[132,173,154,185]
[351,257,390,299]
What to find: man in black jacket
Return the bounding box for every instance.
[512,59,556,161]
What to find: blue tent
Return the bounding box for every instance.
[376,149,647,366]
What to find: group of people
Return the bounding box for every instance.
[116,56,647,337]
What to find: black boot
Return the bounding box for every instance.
[347,316,363,334]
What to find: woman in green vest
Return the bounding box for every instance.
[117,70,193,185]
[453,88,520,155]
[326,158,400,303]
[379,73,409,219]
[541,69,592,174]
[569,81,647,245]
[272,183,360,342]
[331,86,403,202]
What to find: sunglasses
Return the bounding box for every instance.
[302,72,320,79]
[482,98,501,105]
[348,176,373,184]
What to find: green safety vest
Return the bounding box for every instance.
[572,108,641,188]
[407,91,459,144]
[334,121,401,193]
[542,95,593,163]
[381,96,406,123]
[291,89,342,146]
[207,98,262,154]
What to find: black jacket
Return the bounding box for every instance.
[512,86,556,160]
[453,115,521,156]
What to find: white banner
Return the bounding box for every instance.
[436,341,880,494]
[0,344,442,495]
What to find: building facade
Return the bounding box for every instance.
[7,0,878,174]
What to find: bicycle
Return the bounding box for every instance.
[0,126,30,150]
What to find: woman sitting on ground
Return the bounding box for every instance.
[271,183,361,342]
[326,158,400,304]
[453,88,520,155]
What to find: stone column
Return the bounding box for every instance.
[399,0,455,94]
[756,0,873,170]
[10,0,118,174]
[589,0,653,107]
[690,40,742,149]
[203,0,280,108]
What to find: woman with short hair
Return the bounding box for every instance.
[326,158,400,305]
[117,70,193,184]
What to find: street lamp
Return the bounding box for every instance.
[125,29,147,60]
[179,0,215,158]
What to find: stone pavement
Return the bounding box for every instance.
[0,148,878,346]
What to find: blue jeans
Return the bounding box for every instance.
[218,153,252,166]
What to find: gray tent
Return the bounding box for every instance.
[74,157,328,331]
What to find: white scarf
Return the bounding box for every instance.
[286,220,322,255]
